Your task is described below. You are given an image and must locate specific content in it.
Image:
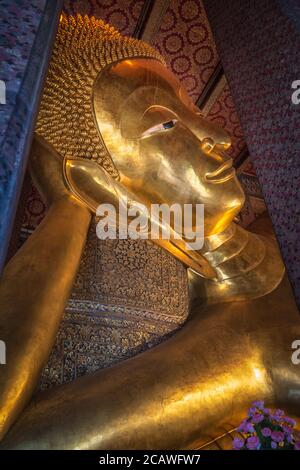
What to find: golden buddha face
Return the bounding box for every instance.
[92,58,245,237]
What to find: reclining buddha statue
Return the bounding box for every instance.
[0,14,299,449]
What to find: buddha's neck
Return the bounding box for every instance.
[199,222,284,303]
[202,223,266,282]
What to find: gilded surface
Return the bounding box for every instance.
[0,14,299,449]
[36,14,165,178]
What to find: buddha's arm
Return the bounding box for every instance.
[0,302,273,450]
[2,273,299,450]
[0,140,91,440]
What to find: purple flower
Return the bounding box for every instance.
[245,422,255,433]
[270,414,282,422]
[282,425,293,435]
[233,437,245,450]
[248,407,257,417]
[252,400,264,410]
[246,436,260,450]
[271,410,284,421]
[284,417,296,427]
[240,405,298,450]
[237,420,247,432]
[237,420,254,433]
[261,427,272,437]
[252,413,264,424]
[271,431,285,442]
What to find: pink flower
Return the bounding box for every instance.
[246,436,260,450]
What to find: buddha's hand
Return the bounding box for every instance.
[29,135,71,206]
[30,135,117,212]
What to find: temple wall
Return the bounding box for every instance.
[203,0,300,308]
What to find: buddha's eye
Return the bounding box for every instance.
[141,119,178,138]
[162,120,176,129]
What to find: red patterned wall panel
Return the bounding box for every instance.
[203,0,300,307]
[63,0,144,36]
[153,0,219,102]
[207,84,246,160]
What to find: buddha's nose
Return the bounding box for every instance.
[199,138,235,180]
[200,137,215,153]
[196,113,231,150]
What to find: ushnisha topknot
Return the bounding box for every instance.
[36,13,165,178]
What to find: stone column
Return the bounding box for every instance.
[203,0,300,308]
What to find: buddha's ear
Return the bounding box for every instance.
[29,134,69,206]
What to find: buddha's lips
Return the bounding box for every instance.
[205,158,235,183]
